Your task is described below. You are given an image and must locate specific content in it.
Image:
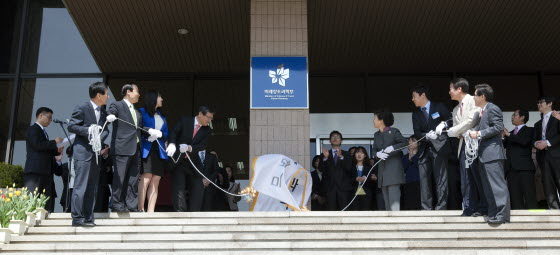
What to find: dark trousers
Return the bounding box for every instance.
[353,188,376,211]
[401,181,421,210]
[172,162,192,212]
[95,168,110,212]
[540,155,560,209]
[189,175,213,212]
[71,159,100,223]
[111,149,140,211]
[459,145,488,215]
[418,146,448,210]
[447,159,463,210]
[479,159,510,221]
[24,173,55,212]
[326,190,352,211]
[507,170,537,209]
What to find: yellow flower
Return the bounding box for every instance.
[5,198,11,202]
[12,183,15,188]
[8,193,13,198]
[8,187,13,192]
[42,189,46,193]
[34,190,37,195]
[23,195,27,199]
[0,190,2,194]
[15,191,21,196]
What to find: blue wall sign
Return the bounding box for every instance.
[251,57,308,109]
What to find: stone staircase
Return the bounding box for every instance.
[1,210,560,254]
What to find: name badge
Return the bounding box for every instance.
[431,112,440,119]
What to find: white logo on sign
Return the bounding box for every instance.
[268,64,290,87]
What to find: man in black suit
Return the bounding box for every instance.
[24,107,64,213]
[503,109,537,209]
[166,106,214,212]
[311,155,327,211]
[469,84,510,224]
[411,85,453,210]
[318,131,353,211]
[188,148,220,211]
[68,82,110,226]
[106,84,147,212]
[534,96,560,209]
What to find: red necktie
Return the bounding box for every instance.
[459,103,463,116]
[479,109,485,118]
[193,124,201,138]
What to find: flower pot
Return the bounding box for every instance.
[25,212,37,226]
[0,228,12,243]
[8,220,28,236]
[35,208,48,221]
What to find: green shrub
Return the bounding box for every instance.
[0,163,24,188]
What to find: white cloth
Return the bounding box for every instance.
[90,100,100,124]
[194,116,200,131]
[124,99,137,126]
[154,113,163,130]
[250,154,312,211]
[448,94,481,157]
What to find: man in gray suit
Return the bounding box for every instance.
[106,84,145,212]
[68,82,110,227]
[469,84,510,224]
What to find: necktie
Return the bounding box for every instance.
[459,103,463,116]
[95,106,100,124]
[513,126,519,135]
[43,128,49,140]
[479,109,485,118]
[421,107,429,121]
[193,124,201,139]
[333,149,338,164]
[199,151,205,164]
[128,104,139,143]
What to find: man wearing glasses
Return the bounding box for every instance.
[167,106,215,212]
[534,97,560,209]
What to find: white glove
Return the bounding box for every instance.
[148,128,162,138]
[383,146,394,154]
[447,128,455,137]
[426,130,438,140]
[376,151,389,160]
[179,144,190,153]
[166,143,176,157]
[435,122,446,135]
[106,114,117,123]
[147,135,157,142]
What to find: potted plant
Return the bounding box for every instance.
[32,188,50,221]
[8,185,29,235]
[0,189,13,243]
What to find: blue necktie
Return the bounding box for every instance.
[421,107,429,121]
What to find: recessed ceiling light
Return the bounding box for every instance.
[177,28,189,35]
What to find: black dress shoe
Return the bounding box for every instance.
[461,212,473,217]
[84,221,96,226]
[471,212,482,217]
[82,222,96,227]
[487,217,506,224]
[72,221,84,227]
[128,208,140,212]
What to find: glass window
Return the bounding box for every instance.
[23,0,100,73]
[0,0,23,73]
[0,80,15,162]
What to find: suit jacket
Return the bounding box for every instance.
[318,149,354,192]
[108,100,143,156]
[475,102,506,163]
[190,151,219,181]
[68,101,109,161]
[534,114,560,160]
[168,116,212,157]
[372,127,407,187]
[448,95,481,157]
[504,126,535,171]
[24,123,60,175]
[311,170,325,197]
[412,101,453,157]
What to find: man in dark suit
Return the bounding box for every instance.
[534,96,560,209]
[166,106,214,212]
[469,84,510,224]
[106,84,146,212]
[188,149,220,211]
[411,85,453,210]
[503,109,537,209]
[24,107,64,213]
[318,131,353,211]
[68,82,110,226]
[311,155,327,211]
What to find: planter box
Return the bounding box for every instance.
[8,220,28,236]
[0,228,12,243]
[25,212,37,227]
[35,208,48,221]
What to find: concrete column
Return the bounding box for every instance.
[249,0,310,170]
